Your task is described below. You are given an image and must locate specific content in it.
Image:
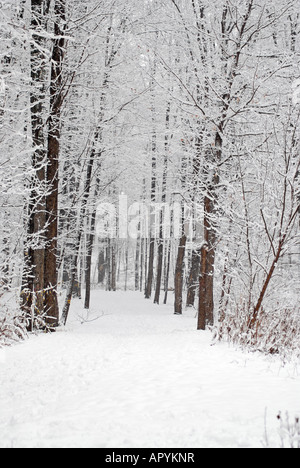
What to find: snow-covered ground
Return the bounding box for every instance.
[0,290,299,448]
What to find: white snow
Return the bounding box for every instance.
[0,290,299,448]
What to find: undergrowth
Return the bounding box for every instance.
[218,306,300,361]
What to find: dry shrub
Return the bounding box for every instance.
[0,305,27,347]
[218,305,300,359]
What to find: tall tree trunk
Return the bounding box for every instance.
[154,238,163,304]
[163,204,174,305]
[106,238,111,291]
[135,236,140,291]
[174,199,187,315]
[145,150,156,299]
[30,0,47,317]
[44,0,66,329]
[174,233,187,315]
[186,134,202,308]
[140,237,145,292]
[98,248,106,284]
[84,204,97,309]
[21,0,50,329]
[145,67,157,300]
[163,239,171,305]
[197,133,221,330]
[145,237,155,299]
[154,101,170,304]
[84,172,101,309]
[111,242,117,291]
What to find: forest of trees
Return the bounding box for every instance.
[0,0,299,351]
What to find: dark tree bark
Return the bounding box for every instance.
[98,249,106,284]
[174,233,187,315]
[186,248,200,308]
[111,243,117,292]
[197,138,221,330]
[21,0,50,329]
[163,239,171,305]
[135,235,141,291]
[84,205,98,310]
[154,238,163,304]
[44,0,66,329]
[84,171,102,309]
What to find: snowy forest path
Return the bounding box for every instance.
[0,291,299,448]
